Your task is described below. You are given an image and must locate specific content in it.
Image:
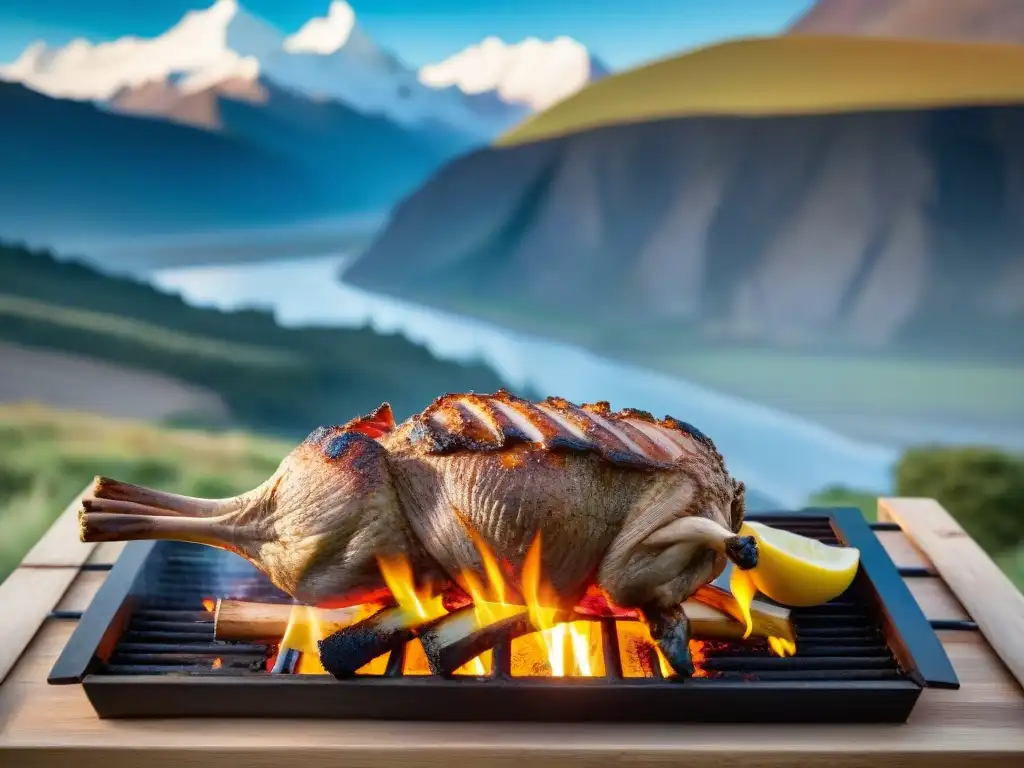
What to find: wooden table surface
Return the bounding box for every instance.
[1,496,1022,768]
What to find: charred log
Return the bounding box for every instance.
[418,605,574,677]
[318,605,429,678]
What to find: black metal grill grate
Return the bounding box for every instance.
[104,549,283,676]
[48,509,960,723]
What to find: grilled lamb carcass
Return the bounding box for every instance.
[80,391,756,643]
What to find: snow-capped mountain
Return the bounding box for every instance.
[0,0,605,140]
[1,0,280,100]
[420,36,610,112]
[266,2,515,136]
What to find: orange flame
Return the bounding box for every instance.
[768,636,797,658]
[520,534,595,676]
[729,568,797,658]
[377,555,447,622]
[270,531,785,677]
[211,657,222,670]
[279,604,327,674]
[202,598,215,613]
[614,621,703,678]
[273,602,384,675]
[377,553,452,674]
[456,535,520,675]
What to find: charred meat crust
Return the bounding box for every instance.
[306,403,397,450]
[407,389,726,471]
[724,535,759,570]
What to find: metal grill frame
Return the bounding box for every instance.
[47,508,959,723]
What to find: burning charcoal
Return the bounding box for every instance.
[318,604,427,678]
[642,603,694,679]
[418,605,574,677]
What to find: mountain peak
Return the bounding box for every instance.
[0,1,281,99]
[164,0,281,59]
[284,1,360,54]
[419,36,608,112]
[0,3,597,139]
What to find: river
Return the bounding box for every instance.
[151,255,898,509]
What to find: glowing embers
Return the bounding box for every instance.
[510,620,605,678]
[616,620,699,678]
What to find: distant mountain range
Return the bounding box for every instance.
[1,1,607,138]
[0,0,606,244]
[0,79,450,241]
[0,81,331,238]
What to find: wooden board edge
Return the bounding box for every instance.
[20,484,96,568]
[0,567,79,686]
[879,497,1024,692]
[2,738,1024,768]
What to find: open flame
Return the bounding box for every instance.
[520,534,595,677]
[270,602,383,674]
[730,568,796,658]
[271,531,794,675]
[202,598,215,613]
[279,604,327,675]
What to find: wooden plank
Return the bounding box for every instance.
[906,577,969,622]
[20,487,95,568]
[914,631,1024,728]
[877,529,933,571]
[880,497,1024,690]
[3,739,1021,768]
[0,568,78,686]
[85,541,126,566]
[54,571,107,613]
[2,626,1023,765]
[0,555,1021,767]
[1,519,1021,767]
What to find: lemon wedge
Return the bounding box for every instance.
[733,520,861,609]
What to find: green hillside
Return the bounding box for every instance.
[0,242,512,436]
[0,403,292,581]
[499,36,1024,146]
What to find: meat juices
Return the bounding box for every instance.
[79,391,756,619]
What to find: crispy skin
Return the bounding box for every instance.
[405,390,723,470]
[382,391,743,609]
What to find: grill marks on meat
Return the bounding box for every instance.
[408,390,722,470]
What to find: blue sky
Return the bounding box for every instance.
[0,0,813,69]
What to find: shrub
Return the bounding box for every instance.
[896,445,1024,556]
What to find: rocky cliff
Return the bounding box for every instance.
[789,0,1024,44]
[344,104,1024,358]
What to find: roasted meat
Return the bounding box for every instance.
[80,391,755,618]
